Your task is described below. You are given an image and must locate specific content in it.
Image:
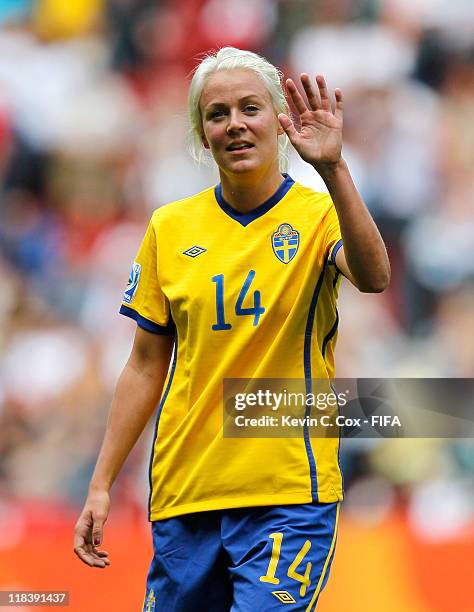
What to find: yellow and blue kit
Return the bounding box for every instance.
[143,501,340,611]
[121,174,343,609]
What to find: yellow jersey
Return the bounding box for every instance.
[120,174,344,521]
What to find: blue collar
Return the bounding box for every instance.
[214,173,295,227]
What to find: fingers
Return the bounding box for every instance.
[301,74,321,111]
[73,529,111,568]
[73,537,111,568]
[287,74,342,118]
[278,113,299,145]
[315,75,332,112]
[92,516,105,547]
[95,549,110,557]
[74,511,110,569]
[285,79,308,116]
[334,88,343,120]
[74,543,111,568]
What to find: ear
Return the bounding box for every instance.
[276,106,288,136]
[201,133,210,149]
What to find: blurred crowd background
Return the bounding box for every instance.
[0,1,473,610]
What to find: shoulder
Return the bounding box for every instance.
[291,180,333,212]
[150,186,216,228]
[290,181,337,226]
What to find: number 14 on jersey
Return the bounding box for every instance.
[212,270,265,330]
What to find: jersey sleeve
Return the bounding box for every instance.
[119,213,175,335]
[323,199,343,272]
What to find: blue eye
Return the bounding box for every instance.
[210,110,225,119]
[245,105,259,112]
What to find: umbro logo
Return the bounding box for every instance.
[272,590,296,604]
[183,245,206,258]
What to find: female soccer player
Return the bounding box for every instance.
[74,47,390,611]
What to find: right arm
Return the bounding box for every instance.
[74,327,174,568]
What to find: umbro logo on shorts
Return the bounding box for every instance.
[183,245,207,258]
[272,590,297,604]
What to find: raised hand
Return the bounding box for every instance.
[279,74,343,169]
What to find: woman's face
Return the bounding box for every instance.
[199,69,283,177]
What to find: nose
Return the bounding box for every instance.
[226,110,246,134]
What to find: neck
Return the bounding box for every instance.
[219,167,284,213]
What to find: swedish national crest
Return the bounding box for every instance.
[272,223,300,264]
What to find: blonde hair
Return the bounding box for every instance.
[187,47,290,172]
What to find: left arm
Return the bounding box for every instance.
[318,159,390,292]
[279,74,390,293]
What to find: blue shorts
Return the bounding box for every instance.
[143,502,340,611]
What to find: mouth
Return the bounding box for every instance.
[226,142,254,153]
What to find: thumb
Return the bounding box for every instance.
[278,113,299,145]
[92,517,105,547]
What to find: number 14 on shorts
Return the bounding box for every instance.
[260,532,312,598]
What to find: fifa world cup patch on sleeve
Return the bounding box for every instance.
[123,261,141,303]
